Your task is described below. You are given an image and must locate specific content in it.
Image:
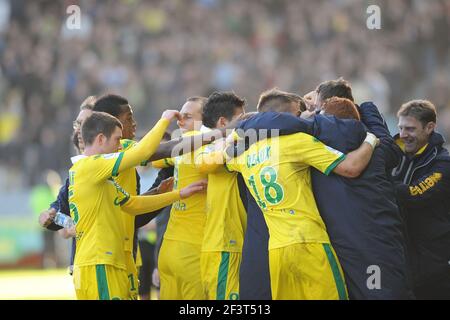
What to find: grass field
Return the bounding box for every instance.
[0,268,76,300]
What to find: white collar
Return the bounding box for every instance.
[71,155,87,164]
[200,125,212,133]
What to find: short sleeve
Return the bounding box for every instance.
[287,133,346,175]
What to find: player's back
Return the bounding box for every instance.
[69,155,129,270]
[227,133,342,249]
[202,158,246,253]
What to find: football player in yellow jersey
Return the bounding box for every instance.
[93,94,152,299]
[221,91,379,300]
[152,96,210,300]
[193,92,247,300]
[69,111,207,300]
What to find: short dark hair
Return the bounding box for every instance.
[93,94,129,118]
[316,78,354,102]
[322,97,360,121]
[202,91,246,128]
[257,88,305,113]
[81,111,123,146]
[397,100,437,127]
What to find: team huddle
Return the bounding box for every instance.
[39,78,450,300]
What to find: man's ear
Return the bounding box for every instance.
[216,116,227,129]
[97,133,106,145]
[425,122,436,134]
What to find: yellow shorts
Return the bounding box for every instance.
[124,251,139,300]
[269,243,348,300]
[200,251,241,300]
[73,264,129,300]
[158,239,204,300]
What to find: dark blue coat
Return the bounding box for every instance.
[237,107,413,299]
[391,131,450,297]
[48,178,76,269]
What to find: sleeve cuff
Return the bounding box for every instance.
[324,154,346,176]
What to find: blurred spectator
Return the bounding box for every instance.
[0,0,449,190]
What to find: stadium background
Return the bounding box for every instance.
[0,0,449,299]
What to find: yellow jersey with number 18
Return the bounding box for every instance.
[225,132,345,250]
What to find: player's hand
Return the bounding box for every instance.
[300,109,315,119]
[38,208,57,228]
[179,179,207,199]
[157,177,174,194]
[58,226,76,239]
[67,225,76,237]
[364,132,380,149]
[152,268,160,288]
[161,110,181,122]
[303,90,318,111]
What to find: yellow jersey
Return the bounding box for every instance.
[195,142,247,253]
[69,118,171,269]
[116,139,140,255]
[225,132,345,250]
[153,131,208,245]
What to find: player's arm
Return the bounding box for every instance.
[115,110,180,175]
[121,180,207,216]
[194,140,227,174]
[135,169,173,228]
[151,158,173,169]
[332,132,378,178]
[394,162,450,209]
[39,178,70,230]
[148,128,227,161]
[195,151,224,173]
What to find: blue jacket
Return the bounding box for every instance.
[48,178,76,269]
[391,131,450,287]
[237,107,413,299]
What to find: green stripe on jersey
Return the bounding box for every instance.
[112,152,125,177]
[216,252,230,300]
[96,264,110,300]
[324,154,346,176]
[323,244,348,300]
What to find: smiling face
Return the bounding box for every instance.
[398,115,435,155]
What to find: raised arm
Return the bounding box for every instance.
[122,180,207,216]
[116,110,180,174]
[135,167,174,228]
[148,128,227,161]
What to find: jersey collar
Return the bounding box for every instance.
[71,155,87,164]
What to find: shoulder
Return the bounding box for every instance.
[121,139,137,151]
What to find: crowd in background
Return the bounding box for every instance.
[0,0,449,190]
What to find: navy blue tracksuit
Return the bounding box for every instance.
[391,131,450,299]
